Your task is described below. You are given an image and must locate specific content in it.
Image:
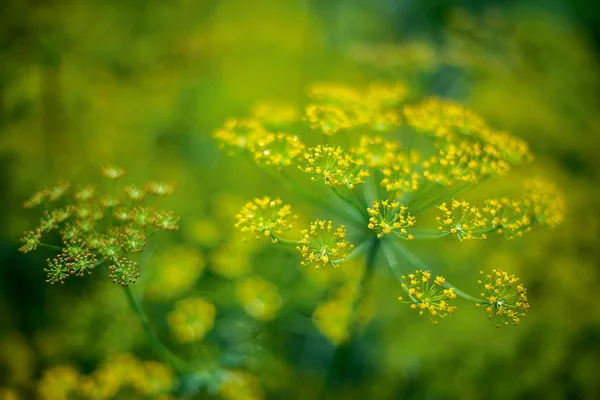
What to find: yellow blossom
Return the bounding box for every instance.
[297,220,354,268]
[235,197,296,241]
[398,270,457,323]
[367,200,415,239]
[167,297,216,343]
[478,269,529,327]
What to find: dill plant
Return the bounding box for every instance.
[18,167,193,377]
[215,81,565,329]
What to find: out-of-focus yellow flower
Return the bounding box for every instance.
[312,280,375,345]
[168,297,216,343]
[299,145,369,189]
[210,236,255,279]
[235,197,296,241]
[185,219,222,246]
[37,366,80,400]
[251,101,299,128]
[478,269,529,327]
[145,246,205,301]
[236,276,282,321]
[218,370,264,400]
[0,388,19,400]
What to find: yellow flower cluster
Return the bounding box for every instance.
[37,355,174,400]
[478,269,529,327]
[235,197,296,241]
[251,101,299,128]
[437,200,488,241]
[423,140,509,186]
[350,135,398,168]
[367,200,415,239]
[380,150,421,194]
[404,98,489,140]
[235,276,282,321]
[312,281,375,345]
[145,246,205,301]
[214,118,306,169]
[299,145,369,188]
[305,82,407,134]
[167,297,216,343]
[480,177,565,239]
[404,98,533,181]
[218,369,264,400]
[523,176,565,229]
[398,270,457,323]
[297,220,354,268]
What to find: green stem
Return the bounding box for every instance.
[270,233,298,247]
[318,238,379,399]
[39,243,63,251]
[410,230,451,240]
[332,239,371,265]
[330,186,367,220]
[411,183,471,215]
[390,241,483,304]
[123,286,191,373]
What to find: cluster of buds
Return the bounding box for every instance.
[19,166,180,286]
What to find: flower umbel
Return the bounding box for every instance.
[398,270,457,324]
[297,220,354,268]
[235,197,296,241]
[367,200,415,239]
[19,167,179,286]
[478,269,529,327]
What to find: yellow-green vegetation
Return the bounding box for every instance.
[1,1,599,399]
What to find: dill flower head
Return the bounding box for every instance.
[167,297,216,343]
[250,131,306,169]
[305,104,352,136]
[398,270,457,324]
[367,200,415,239]
[478,269,529,327]
[19,166,179,286]
[235,197,296,241]
[297,220,354,268]
[437,200,488,240]
[523,176,565,228]
[350,135,398,168]
[299,145,369,188]
[380,150,421,194]
[404,98,489,140]
[235,276,282,321]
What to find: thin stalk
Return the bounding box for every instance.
[330,186,367,220]
[39,243,63,251]
[410,230,451,240]
[270,233,298,247]
[390,241,483,304]
[318,238,379,399]
[410,183,471,215]
[332,239,371,265]
[123,286,191,374]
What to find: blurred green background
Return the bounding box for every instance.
[1,0,600,399]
